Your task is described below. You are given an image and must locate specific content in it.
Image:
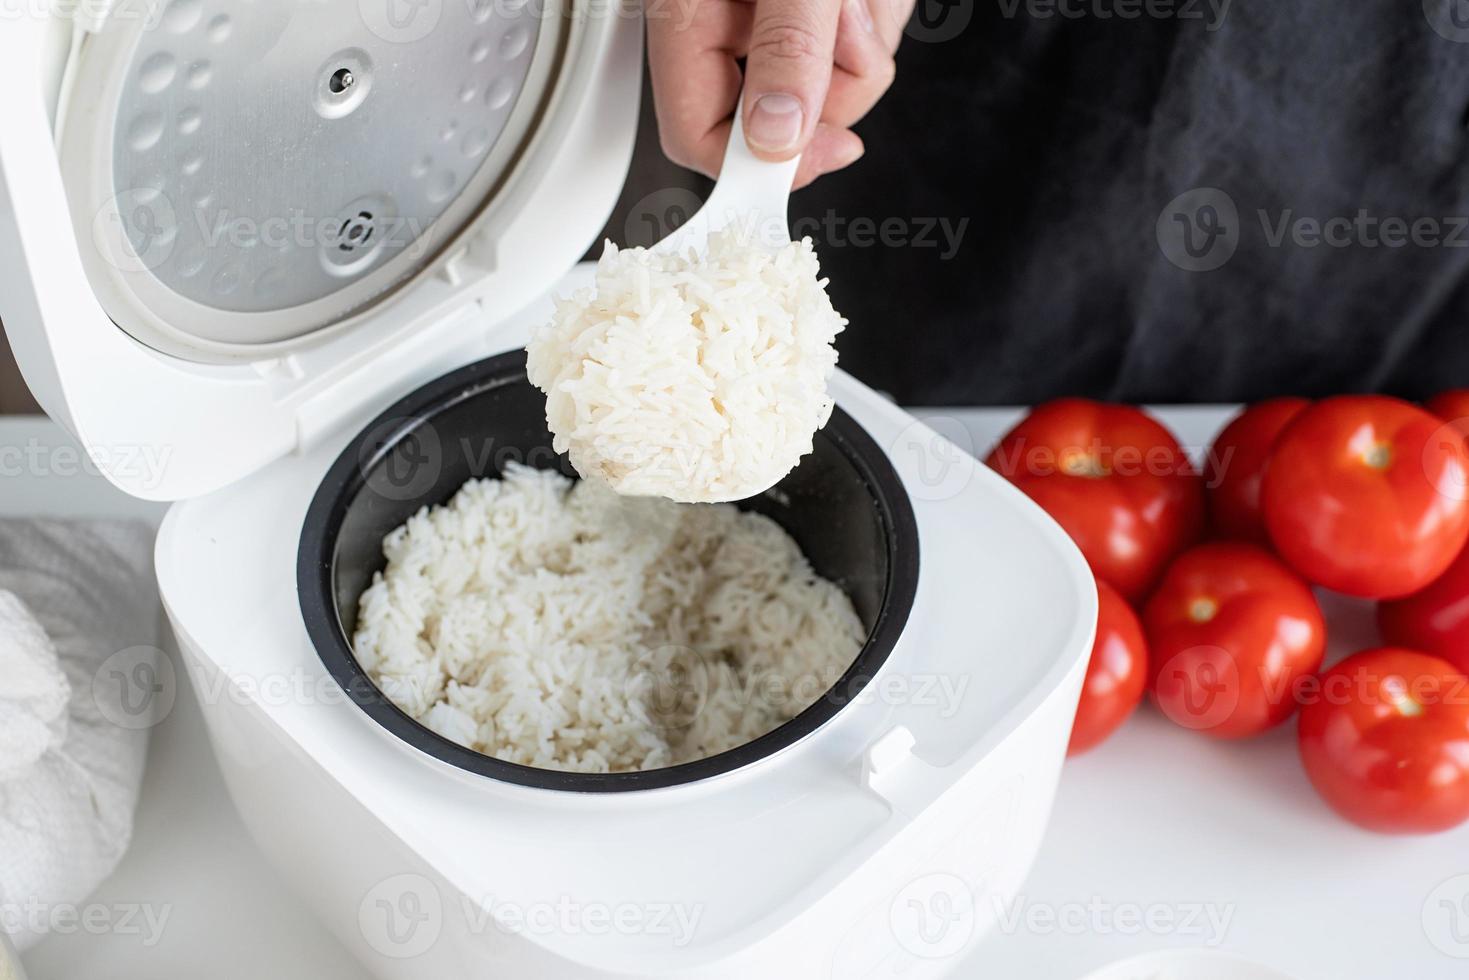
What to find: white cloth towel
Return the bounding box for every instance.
[0,521,158,953]
[0,595,70,785]
[0,928,25,980]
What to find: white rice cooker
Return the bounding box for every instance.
[0,2,1096,976]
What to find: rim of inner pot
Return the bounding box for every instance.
[297,351,920,793]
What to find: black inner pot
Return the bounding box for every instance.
[298,351,919,792]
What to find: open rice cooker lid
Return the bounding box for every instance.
[0,0,641,501]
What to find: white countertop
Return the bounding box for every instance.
[7,409,1469,980]
[1,420,361,980]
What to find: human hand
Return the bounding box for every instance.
[647,0,912,189]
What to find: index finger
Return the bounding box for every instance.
[647,0,749,177]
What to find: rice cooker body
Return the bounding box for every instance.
[0,4,1095,976]
[157,278,1097,977]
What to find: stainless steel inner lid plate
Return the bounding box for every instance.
[61,0,556,354]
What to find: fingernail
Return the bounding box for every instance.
[747,94,805,153]
[849,0,874,33]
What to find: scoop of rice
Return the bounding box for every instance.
[352,464,865,774]
[525,230,846,503]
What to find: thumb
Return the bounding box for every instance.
[743,0,842,161]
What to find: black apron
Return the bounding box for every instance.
[613,0,1469,405]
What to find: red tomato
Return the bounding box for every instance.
[1144,542,1326,739]
[1297,648,1469,834]
[1427,389,1469,443]
[986,399,1205,601]
[1068,579,1148,756]
[1261,395,1469,599]
[1377,545,1469,675]
[1205,398,1309,545]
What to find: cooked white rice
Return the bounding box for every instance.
[352,464,866,773]
[525,230,846,503]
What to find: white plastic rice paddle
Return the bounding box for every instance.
[653,95,802,256]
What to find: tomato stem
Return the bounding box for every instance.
[1188,596,1219,623]
[1363,442,1393,471]
[1061,453,1109,479]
